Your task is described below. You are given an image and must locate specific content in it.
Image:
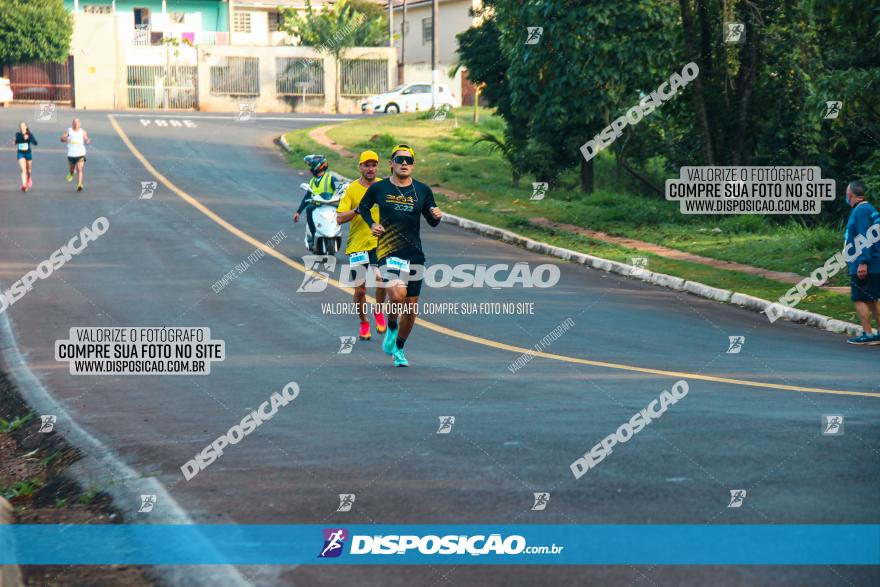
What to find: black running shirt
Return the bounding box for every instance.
[357,178,440,263]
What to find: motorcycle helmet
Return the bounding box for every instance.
[304,154,328,176]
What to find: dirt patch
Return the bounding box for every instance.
[0,370,159,586]
[528,217,848,293]
[432,187,467,201]
[307,124,356,158]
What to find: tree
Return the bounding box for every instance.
[281,0,388,113]
[459,0,678,191]
[808,0,880,218]
[0,0,72,72]
[457,0,877,213]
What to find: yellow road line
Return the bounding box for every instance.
[108,115,879,399]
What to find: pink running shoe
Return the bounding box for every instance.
[359,321,371,340]
[374,312,387,334]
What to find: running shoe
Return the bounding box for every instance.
[359,321,371,340]
[392,347,409,367]
[21,185,26,192]
[374,312,387,334]
[382,326,398,355]
[847,333,876,345]
[77,183,83,192]
[66,172,73,182]
[26,176,32,188]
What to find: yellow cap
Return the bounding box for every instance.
[390,144,415,159]
[358,150,379,164]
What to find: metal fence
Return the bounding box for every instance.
[127,65,198,109]
[209,56,260,95]
[8,60,73,103]
[132,29,151,46]
[276,58,324,96]
[340,59,387,96]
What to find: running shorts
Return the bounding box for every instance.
[347,249,379,284]
[379,257,423,298]
[851,273,880,302]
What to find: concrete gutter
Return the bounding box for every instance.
[277,135,862,337]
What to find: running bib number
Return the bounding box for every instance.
[386,256,410,272]
[349,251,369,266]
[17,143,28,151]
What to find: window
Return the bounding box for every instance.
[340,59,388,96]
[210,56,260,95]
[422,17,432,45]
[276,58,324,96]
[83,5,112,14]
[269,11,284,33]
[134,7,151,28]
[233,11,252,34]
[167,12,185,24]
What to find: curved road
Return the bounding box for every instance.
[0,108,877,586]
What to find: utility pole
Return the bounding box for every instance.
[388,0,394,48]
[401,0,407,83]
[431,0,438,109]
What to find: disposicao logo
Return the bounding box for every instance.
[319,528,348,558]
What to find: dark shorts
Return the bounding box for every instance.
[851,274,880,302]
[16,151,32,161]
[346,249,379,284]
[67,156,86,165]
[379,257,423,298]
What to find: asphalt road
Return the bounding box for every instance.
[0,107,878,587]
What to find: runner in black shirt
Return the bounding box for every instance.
[358,144,442,367]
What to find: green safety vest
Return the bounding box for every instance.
[309,173,333,201]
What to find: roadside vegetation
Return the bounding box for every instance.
[282,109,858,323]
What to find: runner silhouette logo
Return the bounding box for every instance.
[319,528,348,558]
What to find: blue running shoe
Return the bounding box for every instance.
[847,333,876,345]
[392,346,409,367]
[383,327,398,355]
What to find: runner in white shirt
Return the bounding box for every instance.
[60,119,90,192]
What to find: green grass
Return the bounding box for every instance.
[1,478,42,499]
[281,109,857,324]
[0,412,34,433]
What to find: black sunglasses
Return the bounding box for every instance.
[392,155,415,165]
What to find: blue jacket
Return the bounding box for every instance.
[844,201,880,275]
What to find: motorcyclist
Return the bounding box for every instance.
[294,154,342,249]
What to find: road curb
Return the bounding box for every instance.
[0,307,255,587]
[0,497,24,587]
[276,134,862,337]
[279,134,292,152]
[441,213,861,336]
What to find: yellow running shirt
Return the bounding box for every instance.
[338,179,381,255]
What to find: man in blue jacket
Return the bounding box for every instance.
[844,180,880,345]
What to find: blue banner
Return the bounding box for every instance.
[1,525,878,565]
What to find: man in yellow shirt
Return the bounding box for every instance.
[337,150,387,340]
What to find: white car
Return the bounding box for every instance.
[0,78,13,105]
[362,82,460,114]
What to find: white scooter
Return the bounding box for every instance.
[299,181,345,255]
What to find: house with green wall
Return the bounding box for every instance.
[62,0,338,46]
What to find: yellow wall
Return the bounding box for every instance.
[70,14,121,109]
